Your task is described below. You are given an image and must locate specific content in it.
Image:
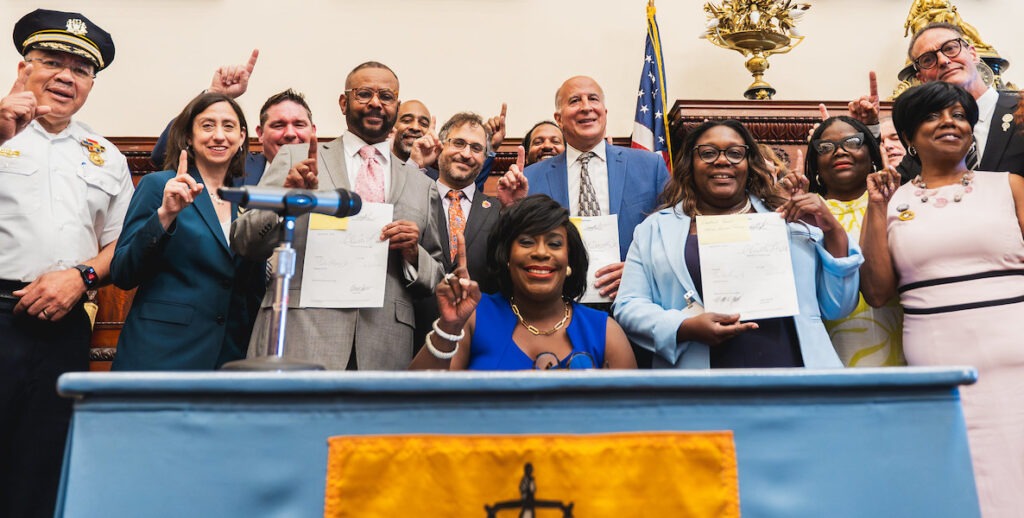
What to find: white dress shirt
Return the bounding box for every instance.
[565,142,609,216]
[342,132,392,200]
[974,86,999,161]
[0,120,133,281]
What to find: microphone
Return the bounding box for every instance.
[218,186,362,218]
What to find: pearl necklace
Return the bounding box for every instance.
[910,170,974,208]
[694,198,752,216]
[209,192,228,206]
[510,299,571,336]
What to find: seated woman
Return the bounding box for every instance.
[805,116,905,367]
[410,194,636,370]
[861,81,1024,516]
[613,120,862,369]
[111,92,264,370]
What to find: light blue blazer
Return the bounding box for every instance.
[612,196,862,369]
[524,143,669,260]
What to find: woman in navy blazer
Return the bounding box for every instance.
[613,120,862,369]
[111,93,264,370]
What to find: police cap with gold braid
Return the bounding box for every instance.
[13,9,115,72]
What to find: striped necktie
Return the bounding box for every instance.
[578,152,600,217]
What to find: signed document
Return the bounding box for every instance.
[300,203,394,308]
[571,215,620,304]
[696,213,798,320]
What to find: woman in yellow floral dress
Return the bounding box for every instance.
[805,116,906,366]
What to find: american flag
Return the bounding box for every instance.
[631,3,672,170]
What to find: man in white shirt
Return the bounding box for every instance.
[0,9,131,517]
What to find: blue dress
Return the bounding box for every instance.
[468,293,607,370]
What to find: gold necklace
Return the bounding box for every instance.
[694,197,751,216]
[510,298,571,336]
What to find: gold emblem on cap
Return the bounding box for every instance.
[66,19,88,36]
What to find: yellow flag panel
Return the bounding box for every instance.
[325,431,739,517]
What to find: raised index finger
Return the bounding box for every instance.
[818,103,830,121]
[455,231,468,272]
[868,71,878,99]
[245,49,259,74]
[879,143,891,169]
[499,102,507,121]
[177,149,189,177]
[516,145,525,172]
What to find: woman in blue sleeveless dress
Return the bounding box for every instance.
[409,195,636,370]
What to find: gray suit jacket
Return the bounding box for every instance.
[231,135,445,370]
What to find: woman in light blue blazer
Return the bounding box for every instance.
[613,120,861,369]
[111,93,264,370]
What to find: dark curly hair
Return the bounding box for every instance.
[164,92,249,179]
[805,116,883,196]
[661,120,785,214]
[487,195,588,301]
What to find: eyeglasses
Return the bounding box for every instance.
[533,351,597,370]
[912,38,966,71]
[445,138,486,155]
[346,87,398,105]
[694,144,748,165]
[812,133,866,155]
[24,57,95,80]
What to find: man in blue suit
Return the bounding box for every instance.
[523,76,669,301]
[150,51,316,186]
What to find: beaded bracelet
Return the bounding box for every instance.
[425,330,459,360]
[432,318,465,342]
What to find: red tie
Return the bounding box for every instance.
[446,190,466,261]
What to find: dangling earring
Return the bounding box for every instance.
[907,145,917,157]
[566,266,573,277]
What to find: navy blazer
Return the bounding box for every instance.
[524,143,670,260]
[152,119,268,185]
[110,168,264,370]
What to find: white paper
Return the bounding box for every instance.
[572,215,620,304]
[696,212,798,320]
[299,203,393,308]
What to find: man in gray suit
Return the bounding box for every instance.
[412,112,501,346]
[232,61,444,370]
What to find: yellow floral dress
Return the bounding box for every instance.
[823,193,906,366]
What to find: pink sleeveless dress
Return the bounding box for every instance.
[888,171,1024,517]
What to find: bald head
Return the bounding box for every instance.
[554,76,608,151]
[392,99,432,161]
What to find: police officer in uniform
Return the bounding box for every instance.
[0,9,130,517]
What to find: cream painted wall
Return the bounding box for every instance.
[1,0,1019,139]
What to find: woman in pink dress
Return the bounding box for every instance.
[861,81,1024,517]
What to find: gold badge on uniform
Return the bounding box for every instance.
[80,138,105,166]
[1003,114,1014,132]
[0,147,20,158]
[896,203,915,221]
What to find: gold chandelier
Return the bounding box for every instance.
[702,0,811,100]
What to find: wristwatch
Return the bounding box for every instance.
[74,264,98,289]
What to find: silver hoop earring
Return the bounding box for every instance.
[907,145,917,157]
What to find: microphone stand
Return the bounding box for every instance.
[222,212,324,372]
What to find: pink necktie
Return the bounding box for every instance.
[355,145,385,203]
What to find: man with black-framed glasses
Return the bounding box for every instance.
[903,23,1023,180]
[232,61,445,371]
[0,9,132,518]
[850,22,1023,182]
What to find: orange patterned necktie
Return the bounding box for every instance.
[446,190,466,261]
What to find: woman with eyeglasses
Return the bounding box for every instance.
[613,120,862,369]
[409,194,636,370]
[860,81,1024,515]
[110,92,264,370]
[804,116,905,367]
